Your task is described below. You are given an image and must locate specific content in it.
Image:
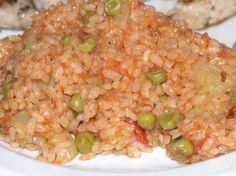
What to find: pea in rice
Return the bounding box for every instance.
[0,0,236,164]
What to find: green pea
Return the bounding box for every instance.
[69,94,84,113]
[60,35,72,46]
[146,70,167,85]
[137,112,157,130]
[0,125,3,134]
[24,35,36,49]
[0,89,4,98]
[82,12,95,24]
[230,95,236,104]
[78,37,96,53]
[170,137,194,157]
[160,94,169,102]
[105,0,121,16]
[4,78,17,93]
[49,77,56,88]
[159,109,180,130]
[75,131,96,154]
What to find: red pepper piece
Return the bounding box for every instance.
[134,126,149,145]
[0,115,11,125]
[124,117,149,145]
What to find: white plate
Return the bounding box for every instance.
[1,1,236,176]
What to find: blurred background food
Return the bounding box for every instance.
[0,0,60,29]
[0,0,236,30]
[0,0,35,29]
[170,0,236,30]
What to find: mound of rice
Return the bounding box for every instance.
[0,0,236,164]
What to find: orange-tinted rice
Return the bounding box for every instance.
[0,0,236,164]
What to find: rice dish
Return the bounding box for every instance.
[0,0,236,164]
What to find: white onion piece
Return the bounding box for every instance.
[114,0,131,29]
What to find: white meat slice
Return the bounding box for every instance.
[0,0,37,29]
[169,0,236,30]
[32,0,59,11]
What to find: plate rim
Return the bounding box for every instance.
[0,142,236,176]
